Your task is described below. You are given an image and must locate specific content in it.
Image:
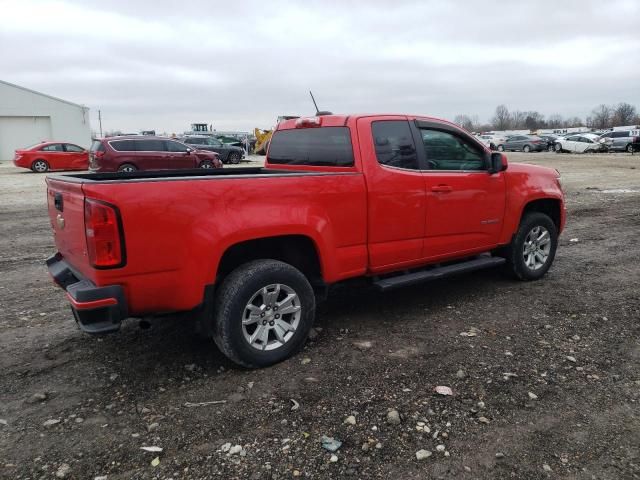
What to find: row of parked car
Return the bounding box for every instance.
[476,130,640,154]
[12,135,246,173]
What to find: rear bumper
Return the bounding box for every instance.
[47,253,128,334]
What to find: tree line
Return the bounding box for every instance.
[454,102,639,132]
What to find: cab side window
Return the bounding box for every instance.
[166,141,189,152]
[371,121,419,170]
[420,129,485,171]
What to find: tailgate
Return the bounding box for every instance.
[46,178,93,280]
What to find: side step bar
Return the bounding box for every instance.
[373,256,506,292]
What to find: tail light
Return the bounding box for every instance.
[84,199,125,268]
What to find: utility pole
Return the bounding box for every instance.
[98,110,103,138]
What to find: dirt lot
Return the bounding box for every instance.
[1,152,639,480]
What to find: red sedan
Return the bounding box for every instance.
[13,142,89,173]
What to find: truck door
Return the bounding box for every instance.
[357,117,427,271]
[415,121,506,259]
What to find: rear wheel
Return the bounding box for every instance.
[627,143,635,153]
[118,163,137,173]
[502,212,558,281]
[497,145,504,152]
[523,145,531,153]
[31,159,49,173]
[555,143,563,153]
[228,152,241,164]
[212,260,316,368]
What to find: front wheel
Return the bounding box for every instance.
[627,144,635,153]
[523,145,531,153]
[555,143,563,153]
[228,152,241,164]
[212,260,316,368]
[199,160,214,169]
[497,145,504,152]
[502,212,558,281]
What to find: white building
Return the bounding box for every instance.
[0,80,91,161]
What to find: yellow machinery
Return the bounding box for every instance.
[253,116,300,155]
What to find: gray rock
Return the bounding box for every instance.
[456,369,466,379]
[330,454,338,463]
[528,392,538,400]
[495,452,505,459]
[147,422,159,432]
[543,463,552,472]
[478,416,490,424]
[109,373,118,381]
[415,449,432,460]
[220,442,232,452]
[27,392,48,403]
[344,415,356,425]
[386,409,401,425]
[55,463,71,478]
[566,355,577,363]
[0,419,7,426]
[321,435,342,452]
[353,340,373,350]
[94,476,108,480]
[436,444,446,452]
[43,419,61,427]
[229,444,243,455]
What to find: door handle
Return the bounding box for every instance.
[431,185,453,193]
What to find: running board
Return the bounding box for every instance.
[373,256,506,292]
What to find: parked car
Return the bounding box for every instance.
[179,136,245,164]
[46,113,565,368]
[598,130,640,153]
[477,134,508,151]
[538,135,560,152]
[13,141,88,173]
[500,135,547,152]
[215,135,245,149]
[89,136,222,172]
[554,133,606,153]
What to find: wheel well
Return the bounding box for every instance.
[216,235,323,285]
[522,199,561,229]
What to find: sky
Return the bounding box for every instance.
[1,0,639,134]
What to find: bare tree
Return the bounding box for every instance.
[492,105,511,130]
[612,103,637,126]
[525,112,545,130]
[511,110,528,129]
[547,114,564,129]
[590,104,612,129]
[564,116,583,128]
[453,114,480,132]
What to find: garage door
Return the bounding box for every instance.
[0,116,52,161]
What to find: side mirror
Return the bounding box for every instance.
[489,152,508,174]
[186,148,192,154]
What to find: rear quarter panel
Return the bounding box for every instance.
[83,173,368,314]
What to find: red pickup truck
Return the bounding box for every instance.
[46,114,565,367]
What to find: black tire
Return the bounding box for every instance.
[199,160,214,169]
[118,163,137,173]
[497,145,504,152]
[489,143,496,151]
[523,145,531,153]
[555,143,563,153]
[626,143,634,153]
[228,151,241,164]
[502,212,558,281]
[212,260,316,368]
[31,159,49,173]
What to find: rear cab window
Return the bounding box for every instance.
[268,127,354,167]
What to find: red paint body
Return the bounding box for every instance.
[46,114,566,319]
[14,141,88,172]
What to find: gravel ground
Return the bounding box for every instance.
[0,152,639,480]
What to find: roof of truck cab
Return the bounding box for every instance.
[276,114,457,131]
